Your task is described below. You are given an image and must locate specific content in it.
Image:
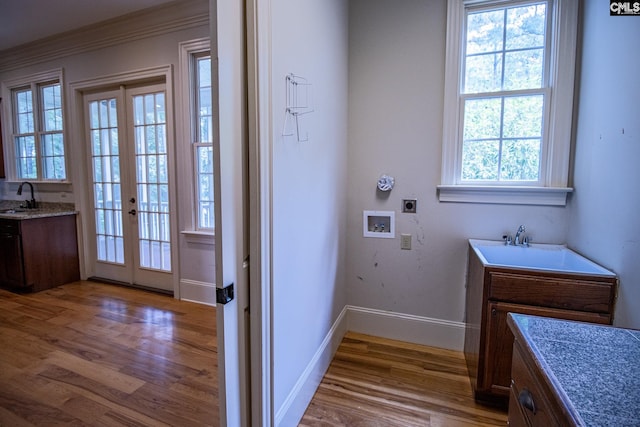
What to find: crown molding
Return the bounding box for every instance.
[0,0,209,72]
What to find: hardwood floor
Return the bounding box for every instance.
[300,332,508,427]
[0,281,218,426]
[1,281,507,426]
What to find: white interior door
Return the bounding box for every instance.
[84,83,175,292]
[214,0,253,425]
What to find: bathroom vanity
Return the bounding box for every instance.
[464,239,617,407]
[0,205,79,292]
[507,313,640,426]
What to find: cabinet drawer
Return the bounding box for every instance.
[488,272,614,313]
[510,344,560,427]
[0,219,19,235]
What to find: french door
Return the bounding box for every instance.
[84,83,175,292]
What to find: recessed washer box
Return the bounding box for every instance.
[363,210,395,238]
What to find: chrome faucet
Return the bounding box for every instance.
[17,181,37,209]
[514,225,526,246]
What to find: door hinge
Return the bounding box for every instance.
[216,283,234,305]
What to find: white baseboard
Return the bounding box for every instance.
[346,305,466,351]
[275,304,466,426]
[179,279,217,306]
[275,305,349,427]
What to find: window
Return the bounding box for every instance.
[8,72,67,181]
[439,0,578,205]
[179,39,215,235]
[193,54,214,230]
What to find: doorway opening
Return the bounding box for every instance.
[82,80,177,294]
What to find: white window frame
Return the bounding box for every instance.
[178,38,215,244]
[2,69,69,183]
[438,0,578,206]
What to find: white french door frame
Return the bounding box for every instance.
[69,66,180,296]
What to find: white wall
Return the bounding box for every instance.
[0,0,215,296]
[568,0,640,329]
[270,0,349,423]
[346,0,570,328]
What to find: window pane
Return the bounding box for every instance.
[463,98,501,140]
[148,156,158,183]
[505,4,546,50]
[15,136,37,179]
[196,145,214,229]
[200,116,213,143]
[197,57,213,144]
[464,53,503,94]
[199,201,214,229]
[16,89,34,134]
[501,139,541,180]
[41,84,63,131]
[158,155,168,183]
[144,94,156,124]
[198,58,212,86]
[466,10,504,55]
[42,133,66,179]
[156,93,166,124]
[504,49,543,90]
[16,90,33,114]
[503,95,543,138]
[462,140,499,180]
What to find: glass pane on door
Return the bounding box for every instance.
[89,98,124,264]
[133,92,171,272]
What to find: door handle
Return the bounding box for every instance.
[128,209,137,216]
[130,197,136,203]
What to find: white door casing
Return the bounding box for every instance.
[212,0,252,425]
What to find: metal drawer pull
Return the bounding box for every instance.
[518,389,537,414]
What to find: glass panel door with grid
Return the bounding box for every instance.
[84,84,174,292]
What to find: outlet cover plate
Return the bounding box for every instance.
[402,199,417,213]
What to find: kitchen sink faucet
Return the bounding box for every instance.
[17,181,37,209]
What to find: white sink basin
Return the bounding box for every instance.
[469,239,615,277]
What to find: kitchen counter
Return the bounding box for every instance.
[0,201,77,219]
[507,313,640,426]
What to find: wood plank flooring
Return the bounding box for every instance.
[0,281,218,426]
[300,332,508,427]
[1,281,506,426]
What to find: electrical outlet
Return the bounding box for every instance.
[402,199,417,213]
[400,233,412,250]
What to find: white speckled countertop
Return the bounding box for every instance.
[508,313,640,427]
[0,201,77,219]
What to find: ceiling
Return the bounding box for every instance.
[0,0,178,51]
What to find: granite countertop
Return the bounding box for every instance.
[0,201,77,219]
[508,313,640,427]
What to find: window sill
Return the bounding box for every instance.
[181,230,215,245]
[436,185,573,206]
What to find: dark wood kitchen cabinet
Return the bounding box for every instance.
[464,244,617,408]
[0,100,5,179]
[0,214,80,292]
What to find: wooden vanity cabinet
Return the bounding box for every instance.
[0,215,80,292]
[464,244,616,407]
